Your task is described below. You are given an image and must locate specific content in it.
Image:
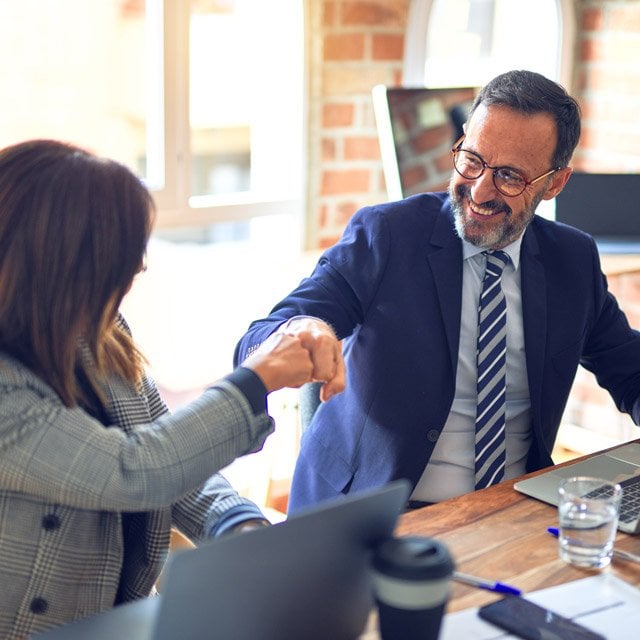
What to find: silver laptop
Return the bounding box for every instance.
[514,442,640,534]
[34,480,410,640]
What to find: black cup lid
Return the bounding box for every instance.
[372,536,455,581]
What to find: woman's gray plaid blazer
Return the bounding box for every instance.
[0,339,274,638]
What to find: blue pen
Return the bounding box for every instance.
[453,571,522,596]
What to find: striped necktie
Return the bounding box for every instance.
[475,250,510,489]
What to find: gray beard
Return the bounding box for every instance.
[449,181,543,250]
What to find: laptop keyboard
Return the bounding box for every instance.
[619,476,640,524]
[585,475,640,524]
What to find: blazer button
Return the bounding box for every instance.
[30,597,48,615]
[42,514,61,531]
[426,429,439,443]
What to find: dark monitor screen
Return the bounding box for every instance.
[554,172,640,254]
[372,85,478,200]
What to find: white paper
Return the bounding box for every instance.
[440,574,640,639]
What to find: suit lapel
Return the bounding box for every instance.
[520,224,547,427]
[427,203,464,375]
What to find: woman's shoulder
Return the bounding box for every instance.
[0,352,59,400]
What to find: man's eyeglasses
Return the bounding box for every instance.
[451,136,560,197]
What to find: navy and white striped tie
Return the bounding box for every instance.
[475,250,509,489]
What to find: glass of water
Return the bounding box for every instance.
[557,476,623,569]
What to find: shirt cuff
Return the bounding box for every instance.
[223,366,267,415]
[207,504,270,537]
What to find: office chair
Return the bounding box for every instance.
[298,382,322,433]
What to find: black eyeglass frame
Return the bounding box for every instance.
[451,135,560,197]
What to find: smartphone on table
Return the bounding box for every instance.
[478,596,605,640]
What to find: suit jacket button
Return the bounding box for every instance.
[42,514,61,531]
[30,598,48,614]
[426,429,439,442]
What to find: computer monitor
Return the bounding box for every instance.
[372,85,478,201]
[554,172,640,254]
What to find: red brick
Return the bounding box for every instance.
[336,201,358,224]
[344,136,381,160]
[322,65,397,96]
[372,33,404,60]
[435,152,454,174]
[321,168,371,195]
[319,204,329,228]
[119,0,145,18]
[323,1,337,27]
[401,165,427,190]
[322,138,337,161]
[574,68,588,93]
[580,37,603,62]
[585,64,640,94]
[412,125,452,154]
[341,1,406,27]
[581,7,604,32]
[319,235,341,249]
[578,125,600,150]
[322,103,355,127]
[324,33,366,61]
[578,99,597,121]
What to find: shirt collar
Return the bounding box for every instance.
[461,235,523,271]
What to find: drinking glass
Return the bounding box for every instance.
[557,476,622,569]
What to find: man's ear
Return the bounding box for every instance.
[542,167,573,200]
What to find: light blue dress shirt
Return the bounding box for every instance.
[411,237,532,502]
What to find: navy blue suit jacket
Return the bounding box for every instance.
[235,193,640,511]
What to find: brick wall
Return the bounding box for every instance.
[305,0,640,442]
[562,263,640,444]
[573,1,640,173]
[564,0,640,441]
[305,0,408,248]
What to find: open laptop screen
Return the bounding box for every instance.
[34,480,410,640]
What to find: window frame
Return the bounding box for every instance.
[402,0,576,90]
[152,0,304,230]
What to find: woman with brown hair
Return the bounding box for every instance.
[0,139,324,639]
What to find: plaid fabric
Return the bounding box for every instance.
[0,320,273,639]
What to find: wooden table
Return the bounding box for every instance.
[396,473,640,614]
[360,455,640,638]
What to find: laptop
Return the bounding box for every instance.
[34,479,410,640]
[514,442,640,534]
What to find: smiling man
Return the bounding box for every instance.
[234,70,640,513]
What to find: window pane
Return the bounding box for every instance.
[425,0,560,86]
[0,0,163,187]
[189,0,303,202]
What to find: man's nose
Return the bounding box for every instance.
[469,170,500,203]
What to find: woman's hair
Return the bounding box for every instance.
[0,139,154,407]
[470,69,581,169]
